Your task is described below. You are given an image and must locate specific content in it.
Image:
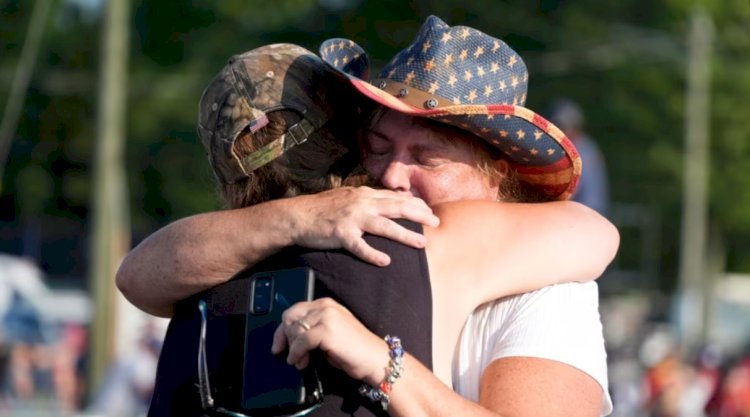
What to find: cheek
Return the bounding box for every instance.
[415,166,495,205]
[411,169,465,204]
[362,157,385,178]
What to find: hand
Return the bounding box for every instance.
[271,298,389,386]
[286,187,440,266]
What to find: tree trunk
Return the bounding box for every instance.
[88,0,131,391]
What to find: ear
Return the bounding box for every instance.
[494,158,510,175]
[486,158,509,189]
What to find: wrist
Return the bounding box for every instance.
[363,341,392,386]
[360,335,405,411]
[269,197,303,248]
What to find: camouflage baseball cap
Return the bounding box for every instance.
[197,43,338,184]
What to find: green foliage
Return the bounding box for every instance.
[2,0,750,282]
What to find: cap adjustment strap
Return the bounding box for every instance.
[239,118,315,174]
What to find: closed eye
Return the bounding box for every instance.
[414,149,448,167]
[364,130,393,155]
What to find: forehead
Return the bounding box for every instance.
[368,110,478,150]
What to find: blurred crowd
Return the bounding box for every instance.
[0,320,88,413]
[606,310,750,417]
[0,254,162,417]
[4,257,750,417]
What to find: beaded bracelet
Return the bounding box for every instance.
[359,335,404,411]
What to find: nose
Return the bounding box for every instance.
[379,160,412,194]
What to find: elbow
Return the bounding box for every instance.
[115,256,133,302]
[115,254,144,311]
[115,253,173,318]
[568,201,620,281]
[589,213,620,280]
[601,220,620,270]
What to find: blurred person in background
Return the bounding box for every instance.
[547,98,610,216]
[85,320,161,417]
[638,328,719,417]
[51,323,89,412]
[708,351,750,417]
[0,254,85,412]
[0,330,8,412]
[691,344,724,417]
[0,256,42,401]
[2,280,49,402]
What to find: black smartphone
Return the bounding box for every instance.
[241,267,323,414]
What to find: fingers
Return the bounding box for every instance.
[287,324,322,368]
[342,216,428,267]
[331,186,440,228]
[364,215,428,247]
[273,299,347,368]
[289,186,439,261]
[271,321,289,355]
[365,189,440,228]
[342,220,432,268]
[272,300,322,367]
[273,302,312,355]
[346,237,392,267]
[381,198,440,229]
[272,299,388,381]
[284,301,339,367]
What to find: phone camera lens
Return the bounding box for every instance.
[251,277,273,314]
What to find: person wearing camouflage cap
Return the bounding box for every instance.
[119,17,618,417]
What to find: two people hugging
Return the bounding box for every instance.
[117,15,619,417]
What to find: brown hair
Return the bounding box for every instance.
[466,136,548,203]
[218,110,362,209]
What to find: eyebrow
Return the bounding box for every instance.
[366,127,453,152]
[366,129,391,143]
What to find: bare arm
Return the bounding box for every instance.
[478,357,601,417]
[426,200,619,305]
[389,356,601,417]
[273,297,603,417]
[116,187,439,317]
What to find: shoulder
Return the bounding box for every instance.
[461,282,606,379]
[474,281,600,317]
[460,282,603,361]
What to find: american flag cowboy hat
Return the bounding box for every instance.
[319,15,581,200]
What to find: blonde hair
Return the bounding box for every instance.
[463,136,549,203]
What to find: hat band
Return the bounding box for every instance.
[372,78,454,110]
[239,118,314,173]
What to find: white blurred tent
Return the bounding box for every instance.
[0,254,49,316]
[0,254,92,342]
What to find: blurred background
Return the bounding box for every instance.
[1,0,749,415]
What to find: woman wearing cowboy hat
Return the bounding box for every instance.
[273,16,614,417]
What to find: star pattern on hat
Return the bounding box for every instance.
[424,58,435,72]
[365,24,531,111]
[319,15,582,198]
